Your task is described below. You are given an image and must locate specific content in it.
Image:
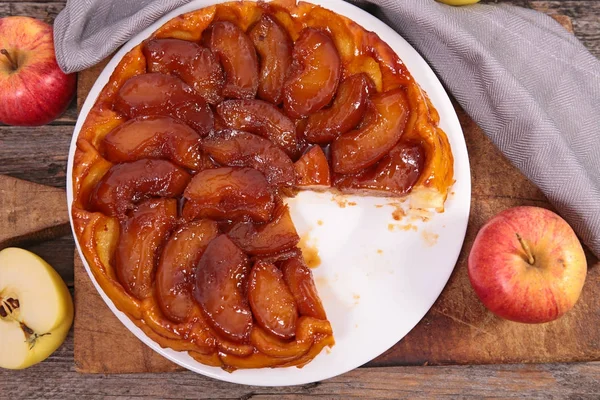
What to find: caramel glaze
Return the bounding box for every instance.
[72,0,455,372]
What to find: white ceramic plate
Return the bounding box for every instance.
[67,0,471,387]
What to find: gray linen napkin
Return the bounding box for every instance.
[54,0,600,258]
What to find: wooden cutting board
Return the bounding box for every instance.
[30,13,586,373]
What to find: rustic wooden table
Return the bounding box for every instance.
[1,0,600,398]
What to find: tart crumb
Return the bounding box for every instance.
[421,230,439,247]
[388,223,418,232]
[317,219,323,226]
[377,249,383,254]
[330,193,348,208]
[298,232,321,268]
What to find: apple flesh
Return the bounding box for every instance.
[0,17,76,126]
[0,247,73,369]
[468,206,587,323]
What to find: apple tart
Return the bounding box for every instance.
[71,0,454,371]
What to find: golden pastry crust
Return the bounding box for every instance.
[72,0,454,371]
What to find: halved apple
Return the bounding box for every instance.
[0,248,73,369]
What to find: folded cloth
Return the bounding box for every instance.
[53,0,600,257]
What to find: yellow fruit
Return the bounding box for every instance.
[0,248,73,369]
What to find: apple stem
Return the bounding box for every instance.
[0,49,17,70]
[516,233,535,265]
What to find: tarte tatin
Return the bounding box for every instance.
[71,0,454,371]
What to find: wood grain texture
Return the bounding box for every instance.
[0,175,70,249]
[0,125,72,188]
[74,253,182,373]
[3,334,600,400]
[1,1,600,398]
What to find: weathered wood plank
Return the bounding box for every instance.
[0,125,73,188]
[25,234,74,286]
[8,2,64,24]
[1,334,600,400]
[531,1,600,58]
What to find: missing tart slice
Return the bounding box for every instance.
[71,0,454,371]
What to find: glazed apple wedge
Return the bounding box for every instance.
[203,21,259,100]
[334,141,425,196]
[216,99,298,157]
[283,28,341,118]
[249,261,298,340]
[294,145,331,188]
[228,202,300,256]
[303,73,374,144]
[202,129,296,188]
[115,198,177,299]
[194,235,252,342]
[103,116,208,170]
[331,88,410,174]
[114,73,214,136]
[249,14,293,105]
[89,159,191,218]
[183,167,274,223]
[143,38,224,104]
[156,220,219,323]
[281,257,327,320]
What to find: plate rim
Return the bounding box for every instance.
[66,0,471,387]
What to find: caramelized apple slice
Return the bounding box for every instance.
[281,257,327,320]
[89,159,191,217]
[331,88,410,174]
[156,220,219,323]
[202,21,259,99]
[115,198,177,299]
[103,116,204,170]
[253,247,302,265]
[228,202,299,255]
[216,100,298,156]
[249,14,293,104]
[183,167,274,223]
[303,73,374,144]
[194,235,252,342]
[294,145,331,188]
[143,38,224,104]
[283,28,341,118]
[334,141,425,196]
[248,261,298,339]
[114,72,214,136]
[201,129,295,187]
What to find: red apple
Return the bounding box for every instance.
[468,206,587,323]
[0,17,76,126]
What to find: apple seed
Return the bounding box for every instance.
[0,296,50,349]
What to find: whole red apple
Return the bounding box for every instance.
[0,17,76,126]
[468,206,586,323]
